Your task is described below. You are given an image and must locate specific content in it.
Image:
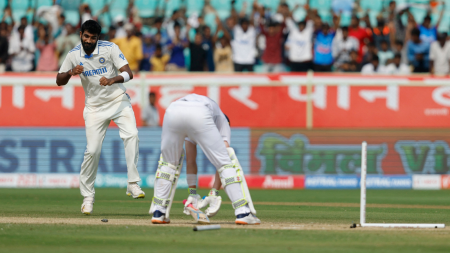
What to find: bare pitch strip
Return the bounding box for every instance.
[358,141,445,229]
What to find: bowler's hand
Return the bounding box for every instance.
[71,65,84,76]
[99,76,114,86]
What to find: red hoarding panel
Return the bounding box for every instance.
[198,175,305,189]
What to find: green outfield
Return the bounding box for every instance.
[0,188,449,253]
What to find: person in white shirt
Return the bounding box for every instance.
[384,53,411,75]
[56,20,145,215]
[361,55,385,74]
[150,94,260,225]
[230,18,257,72]
[378,40,394,66]
[141,92,160,127]
[429,33,450,76]
[332,26,359,69]
[8,25,35,72]
[285,18,314,71]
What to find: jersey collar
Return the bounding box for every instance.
[80,42,100,59]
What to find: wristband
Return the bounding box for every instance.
[119,72,130,83]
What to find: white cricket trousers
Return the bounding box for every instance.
[154,101,250,215]
[80,93,141,198]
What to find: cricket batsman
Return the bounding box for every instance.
[56,20,145,215]
[149,94,260,225]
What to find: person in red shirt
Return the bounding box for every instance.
[348,15,372,62]
[259,20,285,73]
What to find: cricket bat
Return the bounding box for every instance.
[183,199,210,224]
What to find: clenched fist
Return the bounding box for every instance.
[70,65,84,76]
[99,76,114,86]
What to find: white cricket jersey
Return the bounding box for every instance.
[59,40,129,107]
[178,94,231,145]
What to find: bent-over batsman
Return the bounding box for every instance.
[149,94,260,225]
[56,20,145,215]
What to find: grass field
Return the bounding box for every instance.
[1,188,449,252]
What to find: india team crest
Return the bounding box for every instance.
[99,57,106,64]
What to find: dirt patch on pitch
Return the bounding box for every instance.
[0,217,446,231]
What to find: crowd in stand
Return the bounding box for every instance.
[0,0,450,75]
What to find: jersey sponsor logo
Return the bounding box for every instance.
[99,57,105,64]
[119,54,125,60]
[83,67,108,77]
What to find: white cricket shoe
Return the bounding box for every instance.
[81,197,94,215]
[126,182,145,199]
[235,213,261,225]
[183,194,201,215]
[151,210,170,224]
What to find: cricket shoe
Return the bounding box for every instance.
[126,182,145,199]
[151,210,170,224]
[81,197,94,215]
[235,213,261,225]
[198,195,222,217]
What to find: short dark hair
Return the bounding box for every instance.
[298,20,306,26]
[154,17,163,23]
[341,26,349,32]
[18,25,26,31]
[81,20,101,36]
[424,15,431,21]
[372,55,379,62]
[380,40,388,45]
[395,39,403,46]
[149,92,156,97]
[174,21,181,29]
[411,28,420,37]
[240,18,249,25]
[394,53,401,58]
[155,44,162,51]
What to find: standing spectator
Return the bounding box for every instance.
[259,19,285,73]
[165,10,186,41]
[407,28,430,73]
[361,55,385,74]
[103,26,116,41]
[112,24,143,73]
[229,18,256,72]
[114,15,127,38]
[140,35,155,71]
[13,17,34,41]
[189,33,207,71]
[348,15,371,62]
[150,44,170,72]
[141,92,160,127]
[8,25,35,72]
[285,18,314,72]
[313,23,335,72]
[362,42,378,65]
[201,26,215,72]
[332,26,359,69]
[393,40,408,65]
[36,33,58,71]
[377,40,394,66]
[165,23,188,71]
[0,27,9,73]
[417,5,444,44]
[56,24,79,67]
[152,17,169,45]
[366,16,393,50]
[429,33,450,76]
[214,35,234,73]
[384,53,411,75]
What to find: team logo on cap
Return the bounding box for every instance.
[99,57,106,64]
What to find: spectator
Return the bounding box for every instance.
[259,17,285,73]
[150,44,170,72]
[165,22,188,71]
[112,24,143,72]
[214,35,234,73]
[392,5,414,44]
[140,35,155,71]
[189,33,207,71]
[152,17,169,45]
[229,18,257,72]
[8,25,35,72]
[384,53,411,75]
[313,23,335,72]
[285,18,314,72]
[56,24,79,67]
[393,40,408,65]
[332,26,359,69]
[429,33,450,76]
[53,13,66,38]
[114,15,127,38]
[201,26,215,72]
[407,28,430,72]
[367,16,393,50]
[361,55,385,74]
[36,32,58,71]
[165,10,186,40]
[141,92,160,127]
[362,42,378,65]
[348,15,371,61]
[13,17,34,41]
[378,40,394,66]
[417,6,444,44]
[0,27,9,73]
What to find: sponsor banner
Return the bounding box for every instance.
[2,73,450,128]
[0,173,79,188]
[95,174,188,189]
[251,129,450,175]
[305,175,359,189]
[366,176,412,189]
[198,175,305,189]
[441,175,450,189]
[0,128,250,175]
[413,175,442,190]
